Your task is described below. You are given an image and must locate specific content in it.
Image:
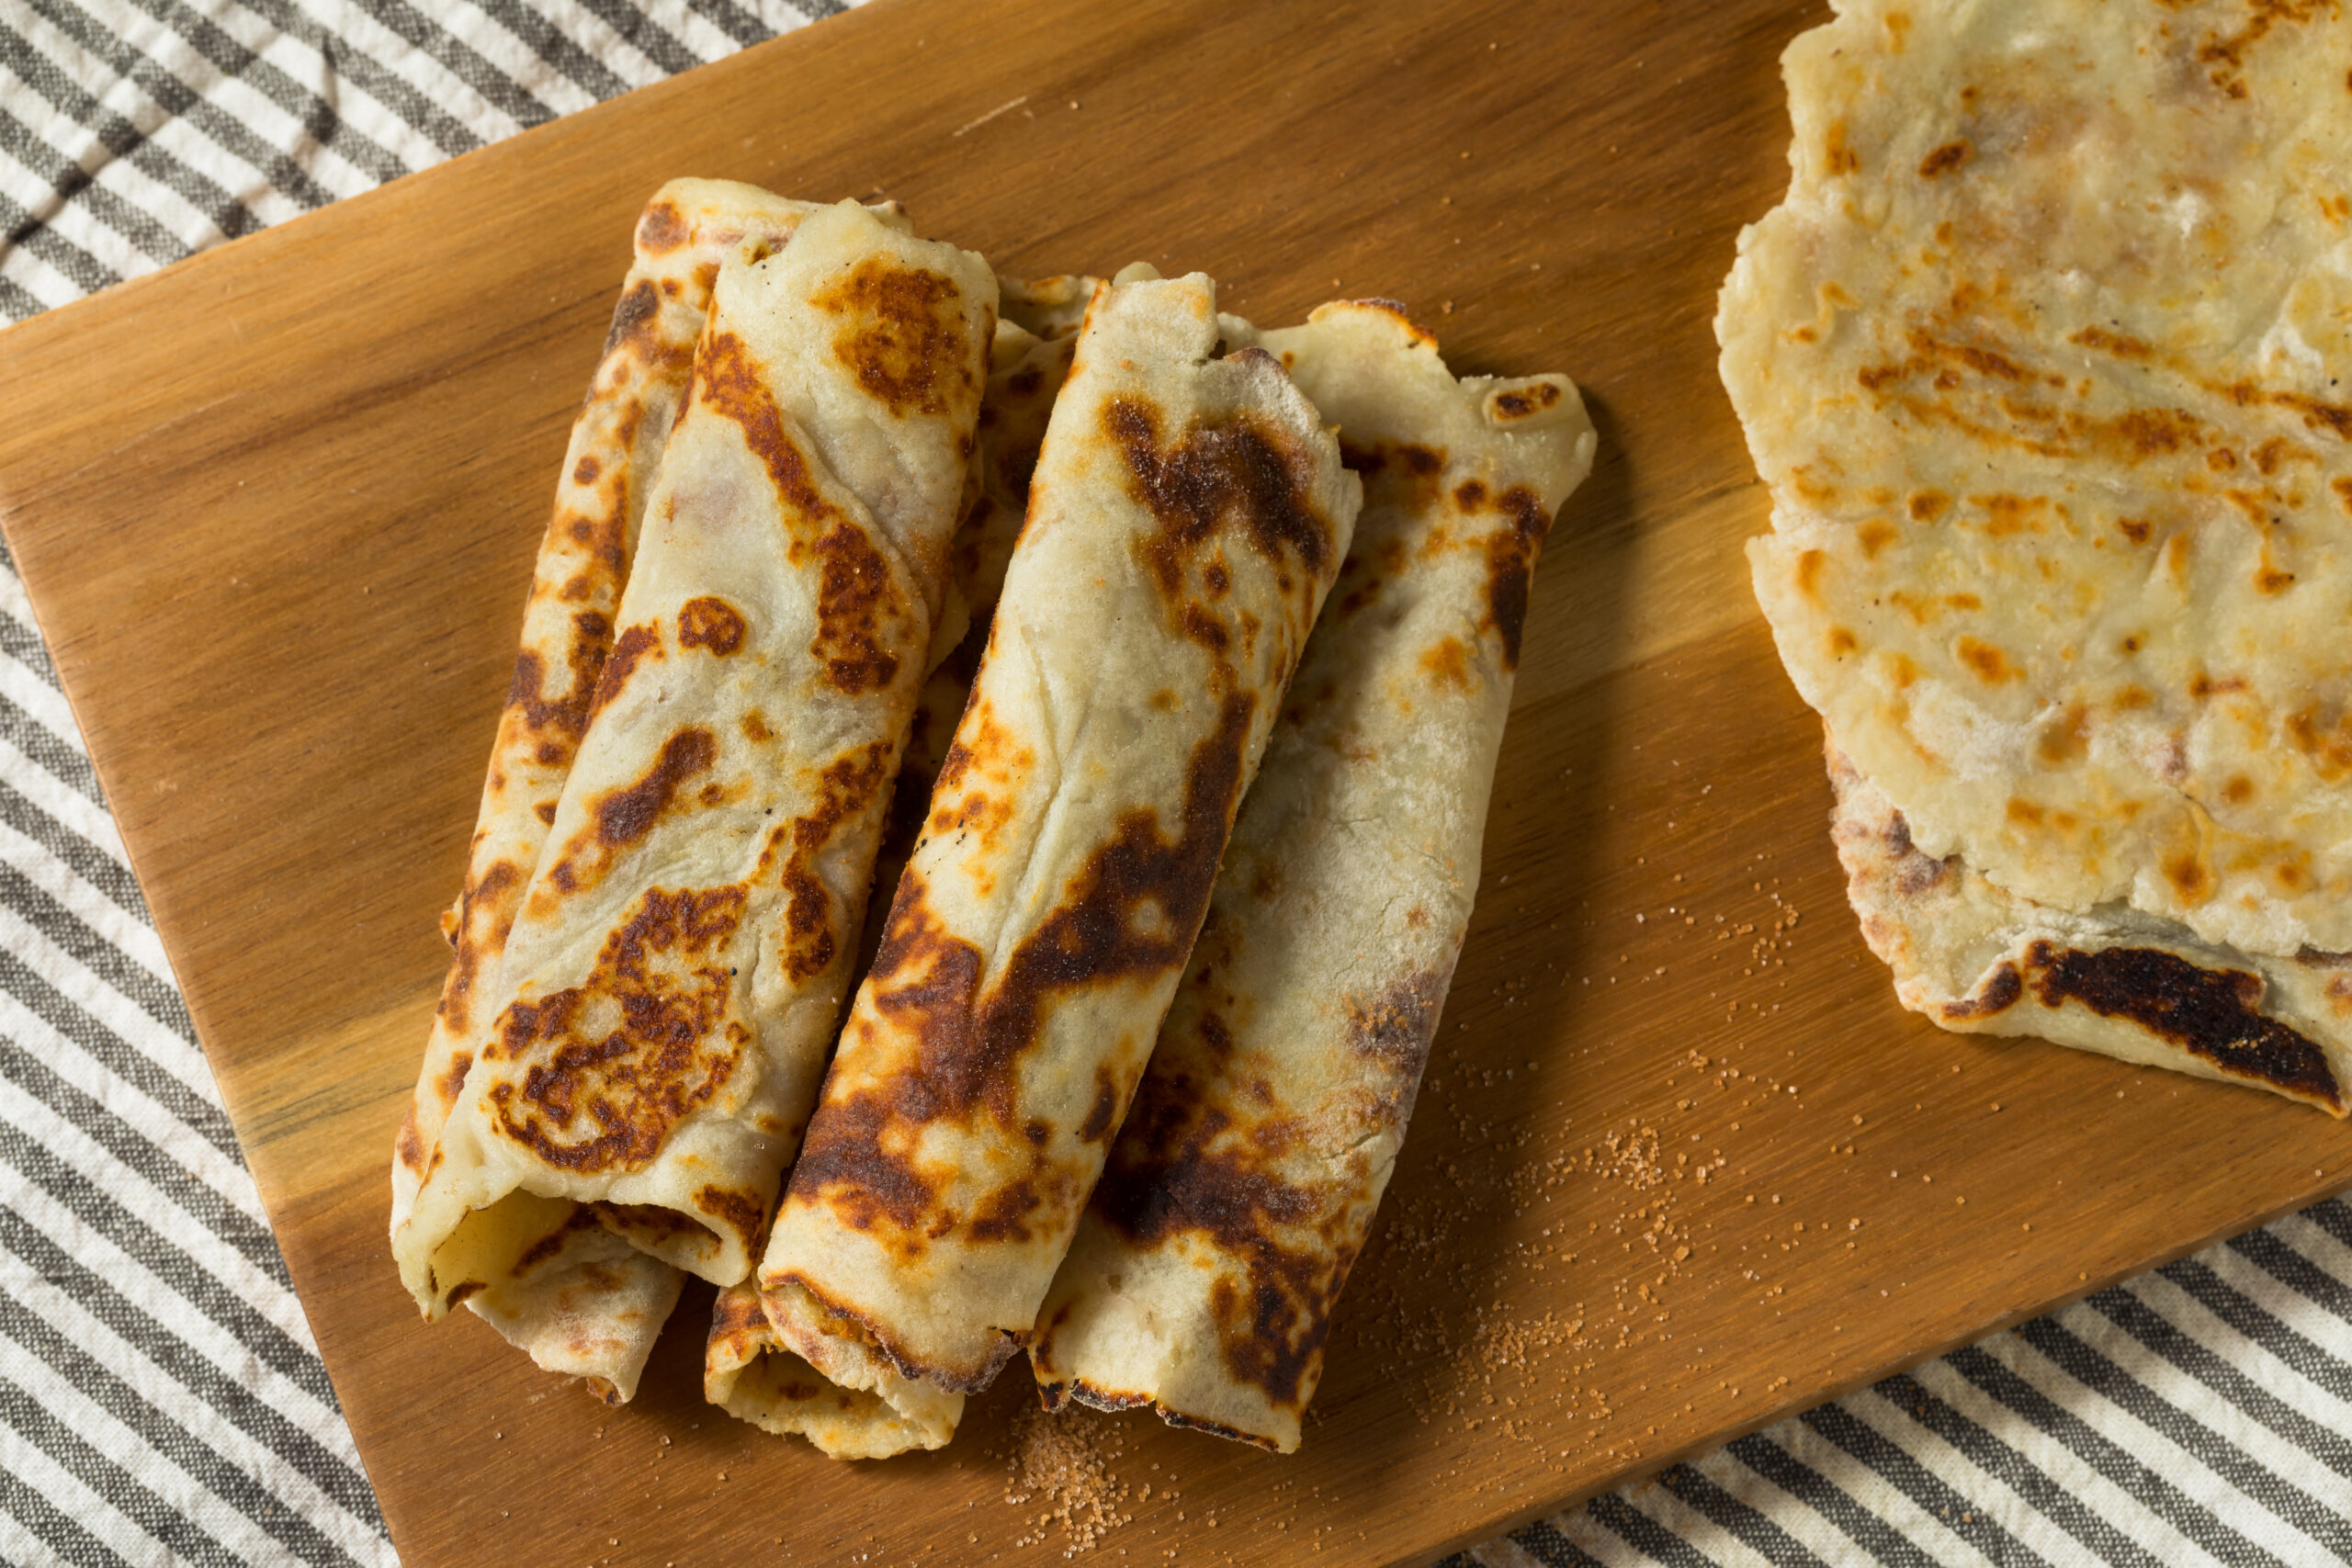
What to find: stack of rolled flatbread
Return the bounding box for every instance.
[389,179,1595,1457]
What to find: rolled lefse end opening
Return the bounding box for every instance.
[396,1186,683,1402]
[729,1277,967,1453]
[395,1124,763,1314]
[585,1193,762,1287]
[995,270,1097,343]
[1030,1213,1300,1453]
[394,1156,542,1319]
[706,1283,962,1458]
[467,1216,684,1405]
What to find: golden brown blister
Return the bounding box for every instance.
[1027,300,1596,1451]
[758,271,1361,1405]
[395,203,994,1371]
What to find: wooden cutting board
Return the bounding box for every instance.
[2,0,2346,1562]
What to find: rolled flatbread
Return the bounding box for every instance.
[703,293,1086,1455]
[395,202,995,1335]
[1028,300,1595,1450]
[390,179,862,1400]
[758,271,1361,1409]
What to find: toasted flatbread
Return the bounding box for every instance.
[1722,0,2352,1103]
[1028,300,1595,1450]
[703,292,1086,1457]
[395,201,994,1321]
[390,179,869,1400]
[1724,0,2352,959]
[759,271,1360,1404]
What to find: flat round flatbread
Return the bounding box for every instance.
[1723,0,2352,959]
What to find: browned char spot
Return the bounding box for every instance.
[1482,487,1554,671]
[636,200,688,255]
[695,332,906,694]
[808,525,902,693]
[594,728,718,849]
[811,258,974,418]
[435,861,521,1035]
[967,1179,1043,1243]
[1344,968,1452,1082]
[1917,139,1972,177]
[510,604,616,741]
[434,1050,474,1110]
[587,623,661,718]
[676,596,747,655]
[2198,2,2332,98]
[1825,120,1860,175]
[2072,326,2153,360]
[1955,636,2018,683]
[1078,1062,1124,1144]
[485,884,751,1170]
[1420,635,1473,690]
[784,1072,948,1235]
[602,279,662,357]
[2116,407,2202,456]
[776,740,898,982]
[1102,395,1338,592]
[1939,961,2021,1021]
[786,694,1260,1244]
[2025,943,2343,1111]
[1490,381,1564,421]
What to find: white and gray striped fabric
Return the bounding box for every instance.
[1,3,2348,1564]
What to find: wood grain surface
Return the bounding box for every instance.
[2,0,2346,1562]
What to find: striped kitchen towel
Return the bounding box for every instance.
[3,0,2350,1564]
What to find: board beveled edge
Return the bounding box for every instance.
[3,0,2349,1560]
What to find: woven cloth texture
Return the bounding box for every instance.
[2,1,2350,1563]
